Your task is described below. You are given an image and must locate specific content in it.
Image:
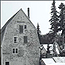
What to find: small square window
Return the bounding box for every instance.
[13,48,18,53]
[24,25,27,29]
[14,37,17,43]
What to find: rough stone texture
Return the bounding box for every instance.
[1,9,40,65]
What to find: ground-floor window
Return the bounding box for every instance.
[5,62,9,65]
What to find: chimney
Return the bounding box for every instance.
[27,8,30,18]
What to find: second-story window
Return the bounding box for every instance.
[14,37,17,43]
[24,36,27,43]
[19,25,23,33]
[24,25,27,29]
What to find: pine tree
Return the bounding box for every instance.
[58,3,65,36]
[58,3,65,35]
[58,3,65,56]
[49,0,59,35]
[49,0,59,56]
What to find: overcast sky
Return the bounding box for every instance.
[1,1,65,35]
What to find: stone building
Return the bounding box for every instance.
[1,8,40,65]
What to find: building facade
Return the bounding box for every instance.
[1,8,40,65]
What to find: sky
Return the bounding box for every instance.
[1,1,65,35]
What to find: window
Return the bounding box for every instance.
[24,25,27,29]
[16,49,18,53]
[19,25,23,33]
[5,62,9,65]
[13,48,18,53]
[14,37,17,43]
[24,36,27,43]
[13,49,15,53]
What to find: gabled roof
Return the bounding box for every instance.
[1,8,36,41]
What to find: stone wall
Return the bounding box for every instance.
[1,9,40,65]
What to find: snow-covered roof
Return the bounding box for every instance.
[42,58,55,65]
[53,57,65,63]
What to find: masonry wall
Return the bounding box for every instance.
[1,9,40,65]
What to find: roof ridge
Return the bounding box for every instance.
[1,8,36,41]
[1,8,22,41]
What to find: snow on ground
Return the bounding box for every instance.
[42,58,55,65]
[42,57,65,65]
[47,63,65,65]
[43,44,53,51]
[43,44,53,54]
[43,44,47,51]
[53,57,65,63]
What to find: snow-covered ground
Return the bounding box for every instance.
[53,57,65,63]
[42,58,55,65]
[42,57,65,65]
[47,63,65,65]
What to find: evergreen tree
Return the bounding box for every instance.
[58,3,65,36]
[49,0,59,56]
[58,3,65,56]
[49,0,59,35]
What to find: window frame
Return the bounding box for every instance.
[12,48,18,54]
[19,25,23,33]
[13,49,15,53]
[24,25,27,29]
[24,36,27,43]
[14,37,17,43]
[13,36,18,43]
[16,48,18,53]
[5,62,9,65]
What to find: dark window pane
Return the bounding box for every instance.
[14,37,17,43]
[6,62,9,65]
[19,25,23,33]
[13,49,15,53]
[16,49,18,53]
[24,36,27,43]
[24,25,27,29]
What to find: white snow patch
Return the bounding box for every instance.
[42,58,55,65]
[47,63,65,65]
[53,57,65,63]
